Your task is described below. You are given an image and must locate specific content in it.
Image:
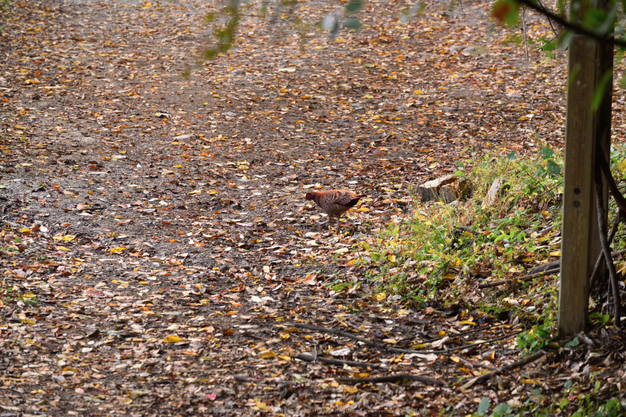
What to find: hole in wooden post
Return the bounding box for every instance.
[573,201,581,208]
[574,188,581,194]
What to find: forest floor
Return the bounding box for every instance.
[2,0,626,416]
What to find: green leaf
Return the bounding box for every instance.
[547,159,561,177]
[477,397,491,416]
[493,403,512,415]
[344,17,361,30]
[539,146,554,160]
[492,0,519,26]
[507,151,516,161]
[345,0,363,13]
[592,69,613,112]
[564,337,580,348]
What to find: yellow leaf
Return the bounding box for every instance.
[617,159,626,173]
[19,228,31,234]
[345,259,360,266]
[53,234,76,241]
[549,250,561,257]
[382,338,397,344]
[109,247,126,254]
[355,372,370,378]
[163,336,183,343]
[375,292,386,302]
[258,350,276,359]
[356,207,369,212]
[56,246,71,251]
[521,378,542,385]
[450,356,461,363]
[343,386,358,394]
[458,321,476,326]
[277,355,291,361]
[254,399,267,410]
[387,254,396,262]
[22,292,36,299]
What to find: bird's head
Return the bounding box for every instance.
[305,192,314,200]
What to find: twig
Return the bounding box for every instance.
[460,350,547,388]
[537,0,563,38]
[336,374,446,387]
[521,7,530,61]
[295,353,383,369]
[479,268,560,289]
[589,213,623,289]
[595,162,622,326]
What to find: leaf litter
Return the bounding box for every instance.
[1,0,626,416]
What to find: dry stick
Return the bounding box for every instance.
[595,171,623,326]
[336,374,446,387]
[462,350,547,386]
[234,375,302,386]
[295,353,383,369]
[293,323,522,355]
[479,267,560,289]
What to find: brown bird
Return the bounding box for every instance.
[305,189,364,229]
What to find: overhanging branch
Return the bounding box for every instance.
[514,0,626,48]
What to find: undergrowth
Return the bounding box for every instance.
[361,147,564,316]
[360,145,626,416]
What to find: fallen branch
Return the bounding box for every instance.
[479,268,560,289]
[460,350,547,388]
[295,353,383,369]
[293,323,522,355]
[234,375,302,386]
[336,374,446,387]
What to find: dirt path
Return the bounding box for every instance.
[1,1,624,416]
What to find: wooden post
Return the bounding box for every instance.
[559,14,613,335]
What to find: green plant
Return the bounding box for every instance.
[516,319,555,353]
[18,293,39,306]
